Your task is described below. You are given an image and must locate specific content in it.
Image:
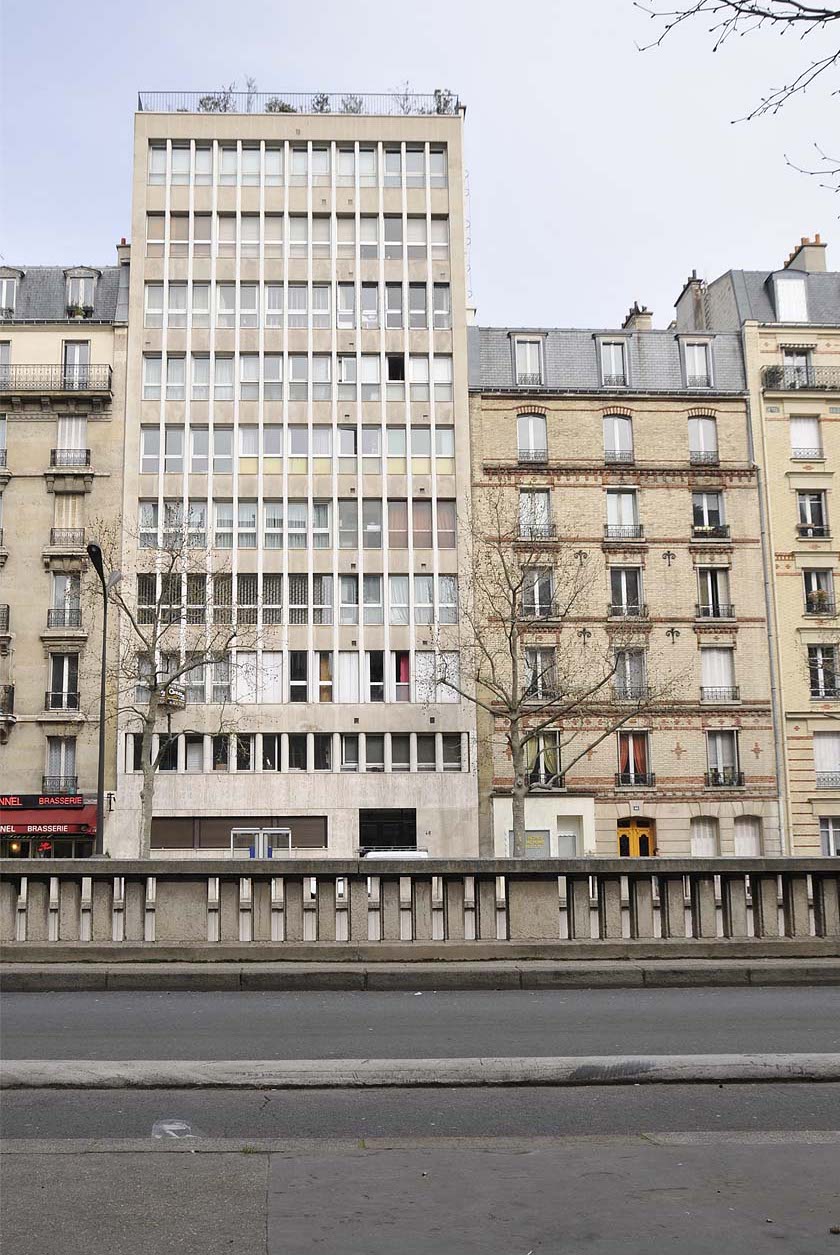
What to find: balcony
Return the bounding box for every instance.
[602,374,627,388]
[615,772,655,787]
[692,524,730,541]
[608,603,648,619]
[0,449,6,468]
[138,90,462,115]
[524,684,558,703]
[604,449,634,465]
[604,524,644,542]
[0,684,14,716]
[47,607,82,630]
[615,684,648,702]
[696,603,735,620]
[0,605,8,632]
[519,600,556,621]
[686,375,711,389]
[705,768,745,788]
[797,523,830,539]
[516,372,543,387]
[816,772,840,789]
[517,523,557,542]
[811,687,840,700]
[50,449,91,469]
[689,450,720,466]
[42,775,79,795]
[49,528,86,549]
[805,595,837,616]
[517,449,548,465]
[763,365,840,391]
[0,366,112,395]
[44,691,80,712]
[700,686,740,702]
[792,447,824,461]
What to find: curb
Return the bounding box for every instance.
[3,959,840,992]
[4,1053,840,1090]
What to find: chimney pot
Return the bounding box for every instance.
[784,234,828,273]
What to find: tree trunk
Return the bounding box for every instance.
[509,724,528,859]
[138,693,159,859]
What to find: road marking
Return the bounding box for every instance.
[151,1119,195,1140]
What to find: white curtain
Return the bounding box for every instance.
[338,652,360,703]
[813,732,840,773]
[57,416,87,450]
[260,653,283,703]
[690,816,719,857]
[790,417,820,452]
[607,492,635,525]
[688,416,717,453]
[733,816,762,856]
[185,738,204,772]
[701,648,734,688]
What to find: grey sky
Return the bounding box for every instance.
[1,0,835,328]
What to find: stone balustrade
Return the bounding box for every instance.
[2,859,839,953]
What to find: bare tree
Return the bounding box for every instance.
[85,515,254,857]
[638,1,840,187]
[438,492,676,857]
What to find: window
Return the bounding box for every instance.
[194,145,212,185]
[140,427,160,474]
[337,652,359,702]
[317,653,333,704]
[237,500,257,549]
[142,355,162,400]
[433,284,451,330]
[148,143,166,184]
[605,490,640,538]
[804,569,835,615]
[384,216,403,260]
[288,284,308,329]
[617,731,650,785]
[213,574,232,623]
[264,214,283,258]
[239,284,258,327]
[337,283,355,329]
[733,815,763,856]
[603,414,633,463]
[190,284,209,329]
[433,356,453,401]
[144,284,163,328]
[313,574,333,625]
[430,147,447,187]
[417,734,437,772]
[519,489,551,540]
[289,652,308,703]
[45,735,77,789]
[362,499,382,548]
[615,649,646,700]
[437,500,456,548]
[338,499,358,549]
[386,354,406,400]
[360,283,379,328]
[289,216,308,257]
[214,357,234,401]
[214,502,233,549]
[190,355,209,402]
[362,426,381,471]
[525,647,556,699]
[700,647,737,701]
[311,499,330,550]
[337,216,356,257]
[289,734,307,770]
[436,426,455,473]
[409,355,430,401]
[820,817,840,857]
[366,734,385,772]
[388,499,409,548]
[288,573,308,624]
[337,356,357,400]
[389,575,410,625]
[790,417,822,459]
[815,732,840,787]
[367,652,385,702]
[239,356,259,401]
[288,355,308,401]
[341,734,359,772]
[287,501,307,549]
[163,426,183,472]
[522,568,553,618]
[600,341,627,386]
[363,574,383,625]
[265,285,283,329]
[236,575,258,625]
[692,491,726,537]
[384,148,402,186]
[438,574,458,624]
[431,217,449,257]
[413,499,433,548]
[339,575,359,624]
[146,213,165,257]
[411,426,431,473]
[213,428,233,474]
[517,413,547,462]
[409,284,427,329]
[390,734,410,773]
[393,651,411,702]
[782,347,812,387]
[193,215,212,256]
[360,356,381,401]
[312,217,330,257]
[609,567,643,616]
[138,501,158,547]
[514,338,543,386]
[442,734,462,771]
[685,342,711,387]
[527,731,561,785]
[314,733,332,770]
[798,491,829,537]
[48,653,79,710]
[808,645,839,698]
[690,817,719,857]
[688,416,718,464]
[385,283,403,329]
[337,148,355,186]
[263,575,283,625]
[66,275,95,308]
[697,567,732,618]
[706,730,741,787]
[165,357,185,401]
[774,275,808,322]
[359,147,377,185]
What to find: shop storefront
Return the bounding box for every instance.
[0,793,96,858]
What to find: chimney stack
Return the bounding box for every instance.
[783,234,827,274]
[622,302,653,331]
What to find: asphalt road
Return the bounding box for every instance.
[5,987,840,1060]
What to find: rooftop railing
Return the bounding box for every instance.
[137,91,461,116]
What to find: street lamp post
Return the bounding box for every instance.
[87,543,121,857]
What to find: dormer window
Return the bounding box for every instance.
[600,341,627,387]
[685,342,711,388]
[0,277,17,317]
[514,338,543,386]
[66,276,95,312]
[773,273,808,323]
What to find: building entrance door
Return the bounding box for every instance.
[617,818,654,857]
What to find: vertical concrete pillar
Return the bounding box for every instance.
[476,877,497,940]
[349,875,369,941]
[751,873,781,938]
[597,875,622,940]
[317,877,337,941]
[782,873,811,938]
[813,873,840,937]
[629,875,655,939]
[566,876,592,941]
[721,873,749,938]
[658,875,686,939]
[445,877,466,941]
[689,874,717,939]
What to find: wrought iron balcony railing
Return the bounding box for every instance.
[696,603,735,620]
[805,596,837,616]
[615,771,655,787]
[701,686,740,702]
[517,449,548,465]
[602,374,627,387]
[50,449,91,468]
[811,686,840,700]
[519,600,556,620]
[45,691,80,711]
[138,90,461,115]
[692,524,730,540]
[0,684,14,715]
[615,684,648,702]
[608,603,648,618]
[816,772,840,789]
[0,528,4,547]
[47,608,82,629]
[689,450,720,466]
[763,365,840,391]
[524,683,558,702]
[49,528,86,548]
[0,449,6,468]
[527,771,565,788]
[604,449,634,464]
[686,375,711,388]
[604,524,644,541]
[705,768,745,788]
[516,372,543,387]
[0,365,112,394]
[791,447,824,460]
[0,605,8,632]
[797,523,830,539]
[517,523,557,541]
[41,775,79,795]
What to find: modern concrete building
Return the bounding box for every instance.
[0,255,129,856]
[676,235,840,856]
[114,90,477,858]
[468,314,782,857]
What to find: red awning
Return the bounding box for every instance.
[0,805,97,836]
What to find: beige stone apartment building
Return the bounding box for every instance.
[468,315,782,857]
[114,90,477,858]
[676,236,840,856]
[0,255,129,856]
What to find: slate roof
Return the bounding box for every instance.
[1,266,121,322]
[715,269,840,327]
[469,326,746,393]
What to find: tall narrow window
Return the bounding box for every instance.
[600,341,627,386]
[688,416,718,465]
[603,414,633,463]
